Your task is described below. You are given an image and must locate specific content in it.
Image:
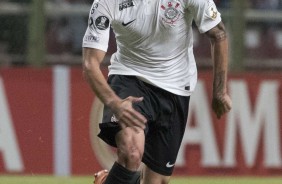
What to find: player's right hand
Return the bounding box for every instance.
[110,96,147,131]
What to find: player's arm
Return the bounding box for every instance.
[83,0,146,129]
[82,48,120,107]
[205,21,232,119]
[82,48,146,129]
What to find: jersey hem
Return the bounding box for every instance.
[108,72,192,97]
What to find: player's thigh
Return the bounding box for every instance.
[140,165,170,184]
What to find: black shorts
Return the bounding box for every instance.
[98,75,190,176]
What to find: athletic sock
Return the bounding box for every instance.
[132,171,141,184]
[104,162,140,184]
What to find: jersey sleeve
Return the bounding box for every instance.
[82,0,112,52]
[188,0,221,33]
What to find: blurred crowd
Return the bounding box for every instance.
[217,0,282,9]
[46,0,282,56]
[46,0,92,55]
[0,0,282,66]
[4,0,282,8]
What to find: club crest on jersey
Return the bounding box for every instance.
[119,0,134,11]
[160,1,182,25]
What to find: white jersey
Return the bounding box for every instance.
[83,0,221,96]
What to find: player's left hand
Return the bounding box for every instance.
[212,93,232,119]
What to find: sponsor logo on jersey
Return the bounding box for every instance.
[122,19,136,26]
[160,1,182,25]
[95,16,110,30]
[119,0,134,11]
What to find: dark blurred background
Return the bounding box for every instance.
[0,0,281,71]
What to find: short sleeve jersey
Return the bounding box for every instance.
[83,0,221,96]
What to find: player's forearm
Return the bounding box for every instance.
[84,63,120,107]
[211,38,229,97]
[82,49,121,109]
[205,22,229,97]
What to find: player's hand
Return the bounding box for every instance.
[111,96,147,131]
[212,93,232,119]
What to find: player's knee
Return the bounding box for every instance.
[128,146,142,163]
[117,148,142,170]
[116,128,143,167]
[117,143,142,165]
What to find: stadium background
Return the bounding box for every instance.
[0,0,282,183]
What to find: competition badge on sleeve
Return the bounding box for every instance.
[95,16,110,30]
[206,0,218,20]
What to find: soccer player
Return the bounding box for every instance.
[82,0,232,183]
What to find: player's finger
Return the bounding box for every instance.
[223,95,232,110]
[224,103,231,112]
[121,110,146,129]
[132,125,143,133]
[131,96,144,103]
[134,111,147,124]
[217,101,231,119]
[125,106,147,123]
[216,108,223,119]
[119,121,127,129]
[214,102,225,119]
[226,100,232,111]
[219,98,231,115]
[127,96,144,103]
[131,117,146,130]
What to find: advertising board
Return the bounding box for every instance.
[0,67,281,176]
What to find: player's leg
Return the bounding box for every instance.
[94,75,148,184]
[140,166,170,184]
[139,84,190,184]
[116,126,145,170]
[103,126,145,184]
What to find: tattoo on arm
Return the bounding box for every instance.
[206,22,227,42]
[214,71,226,95]
[206,22,229,96]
